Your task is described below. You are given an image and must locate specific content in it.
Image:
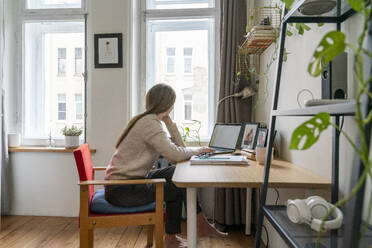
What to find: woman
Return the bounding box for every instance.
[105,84,225,247]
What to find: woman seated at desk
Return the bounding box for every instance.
[105,84,225,247]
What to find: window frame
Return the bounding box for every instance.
[18,0,87,146]
[139,0,220,140]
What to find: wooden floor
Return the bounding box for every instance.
[0,215,256,248]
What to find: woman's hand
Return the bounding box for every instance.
[161,115,173,126]
[197,147,215,154]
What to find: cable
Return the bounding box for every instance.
[257,188,270,247]
[274,188,280,205]
[340,116,344,131]
[262,224,269,248]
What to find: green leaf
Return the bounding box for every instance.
[348,0,364,12]
[283,48,290,62]
[295,23,311,35]
[302,23,311,31]
[290,112,331,150]
[286,29,293,36]
[308,31,346,77]
[246,25,249,33]
[185,127,190,132]
[317,23,324,27]
[281,0,295,9]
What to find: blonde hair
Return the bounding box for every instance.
[115,84,176,148]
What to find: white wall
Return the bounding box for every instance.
[254,0,371,246]
[7,0,133,216]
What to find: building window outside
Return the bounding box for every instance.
[21,2,86,143]
[75,93,83,120]
[184,94,192,121]
[143,0,218,139]
[166,47,175,73]
[58,94,67,121]
[75,47,83,76]
[184,47,193,73]
[57,48,66,76]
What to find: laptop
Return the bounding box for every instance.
[208,123,243,154]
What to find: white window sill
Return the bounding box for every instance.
[8,146,96,153]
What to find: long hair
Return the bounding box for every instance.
[115,84,176,148]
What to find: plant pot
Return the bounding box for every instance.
[255,147,274,165]
[65,136,80,148]
[8,133,21,147]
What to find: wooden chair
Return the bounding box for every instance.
[73,144,165,248]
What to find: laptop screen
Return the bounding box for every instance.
[209,124,242,150]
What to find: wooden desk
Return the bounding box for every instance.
[172,159,331,248]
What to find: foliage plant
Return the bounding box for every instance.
[283,0,372,245]
[179,120,202,145]
[61,125,83,136]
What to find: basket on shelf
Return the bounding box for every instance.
[240,6,281,55]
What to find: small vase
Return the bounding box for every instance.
[65,136,80,148]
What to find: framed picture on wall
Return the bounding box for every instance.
[94,33,123,68]
[241,123,259,150]
[256,128,268,148]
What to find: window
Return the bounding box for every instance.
[58,94,66,120]
[75,47,83,75]
[147,0,214,9]
[75,93,83,120]
[26,0,82,9]
[184,47,193,73]
[21,3,86,142]
[143,1,219,139]
[57,48,66,76]
[184,94,192,120]
[166,48,175,73]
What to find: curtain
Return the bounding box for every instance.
[214,0,252,231]
[0,0,9,216]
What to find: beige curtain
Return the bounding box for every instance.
[214,0,252,231]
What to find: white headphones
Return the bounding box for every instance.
[286,196,343,231]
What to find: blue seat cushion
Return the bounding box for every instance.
[90,189,156,214]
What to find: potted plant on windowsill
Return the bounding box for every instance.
[61,125,83,148]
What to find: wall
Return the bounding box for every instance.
[254,0,371,247]
[6,0,133,216]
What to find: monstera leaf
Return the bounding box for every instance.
[290,112,331,150]
[282,0,295,8]
[348,0,364,12]
[308,31,346,77]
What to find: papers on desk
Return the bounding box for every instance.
[190,155,250,165]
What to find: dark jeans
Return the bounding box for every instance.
[105,165,202,234]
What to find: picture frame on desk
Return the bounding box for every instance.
[240,123,259,150]
[256,128,268,148]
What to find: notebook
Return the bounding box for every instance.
[190,155,249,165]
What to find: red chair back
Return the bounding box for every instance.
[73,144,95,203]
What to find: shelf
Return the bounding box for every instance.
[263,206,372,248]
[272,101,356,116]
[283,0,356,23]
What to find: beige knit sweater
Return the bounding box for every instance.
[105,114,198,180]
